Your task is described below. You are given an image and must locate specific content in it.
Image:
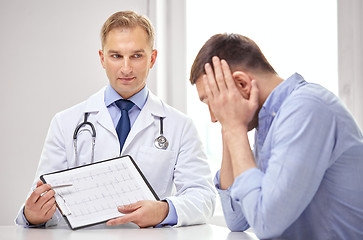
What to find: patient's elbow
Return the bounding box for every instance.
[226,220,249,232]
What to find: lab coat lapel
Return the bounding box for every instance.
[122,91,165,152]
[83,87,116,137]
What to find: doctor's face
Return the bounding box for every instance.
[99,26,157,99]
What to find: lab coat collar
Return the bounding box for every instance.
[145,91,166,118]
[83,87,165,117]
[81,87,167,154]
[122,90,166,153]
[83,87,107,113]
[83,87,116,137]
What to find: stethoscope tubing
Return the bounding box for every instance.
[154,117,168,150]
[73,113,169,164]
[73,113,96,165]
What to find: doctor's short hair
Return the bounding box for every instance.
[100,11,155,50]
[189,33,276,84]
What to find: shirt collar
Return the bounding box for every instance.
[104,84,149,110]
[259,73,307,120]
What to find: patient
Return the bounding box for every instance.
[189,33,363,239]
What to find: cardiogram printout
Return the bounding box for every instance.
[40,155,159,230]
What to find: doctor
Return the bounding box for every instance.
[16,11,215,228]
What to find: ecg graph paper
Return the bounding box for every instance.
[41,156,158,229]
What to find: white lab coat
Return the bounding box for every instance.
[16,87,216,227]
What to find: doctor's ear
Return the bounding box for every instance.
[99,50,105,69]
[232,71,253,99]
[149,49,158,69]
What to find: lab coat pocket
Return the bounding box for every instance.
[135,146,177,198]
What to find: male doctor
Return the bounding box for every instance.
[15,11,215,228]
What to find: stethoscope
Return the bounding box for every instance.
[73,112,96,164]
[154,117,169,150]
[73,113,169,163]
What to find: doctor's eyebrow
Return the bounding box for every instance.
[107,49,146,54]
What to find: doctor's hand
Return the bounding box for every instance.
[204,56,259,131]
[24,180,57,225]
[106,200,169,228]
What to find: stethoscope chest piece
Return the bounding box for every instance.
[154,117,169,150]
[154,135,168,150]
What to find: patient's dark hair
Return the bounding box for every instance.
[189,33,276,84]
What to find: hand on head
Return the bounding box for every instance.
[203,56,259,132]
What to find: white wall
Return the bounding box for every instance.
[0,0,151,225]
[150,0,187,112]
[338,0,363,129]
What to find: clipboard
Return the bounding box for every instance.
[40,155,159,230]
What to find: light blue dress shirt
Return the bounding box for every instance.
[104,84,177,227]
[215,73,363,239]
[104,84,147,129]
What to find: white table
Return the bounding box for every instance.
[1,223,258,240]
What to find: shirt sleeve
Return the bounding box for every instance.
[155,199,178,227]
[214,170,250,232]
[19,206,46,228]
[229,96,337,238]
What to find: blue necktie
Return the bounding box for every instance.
[115,99,135,153]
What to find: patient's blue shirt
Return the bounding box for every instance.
[215,73,363,239]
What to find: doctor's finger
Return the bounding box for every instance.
[107,213,138,226]
[212,56,228,92]
[36,180,44,188]
[34,188,55,208]
[41,197,56,214]
[44,204,57,220]
[38,190,56,209]
[118,202,142,214]
[28,184,52,204]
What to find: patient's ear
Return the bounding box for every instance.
[232,71,252,99]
